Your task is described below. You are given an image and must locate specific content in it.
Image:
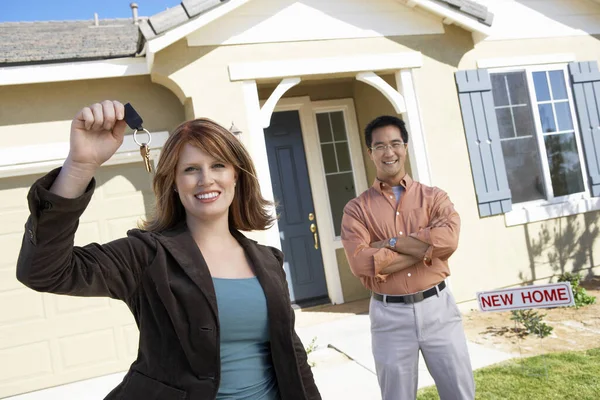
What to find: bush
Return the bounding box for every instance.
[510,309,553,338]
[557,272,596,308]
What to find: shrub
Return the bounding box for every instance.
[510,310,553,338]
[557,272,596,308]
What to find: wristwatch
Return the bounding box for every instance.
[387,237,397,249]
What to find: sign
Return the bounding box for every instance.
[477,283,574,312]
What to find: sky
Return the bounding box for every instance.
[0,0,182,22]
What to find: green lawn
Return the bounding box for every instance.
[417,348,600,400]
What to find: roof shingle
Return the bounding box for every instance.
[0,19,140,65]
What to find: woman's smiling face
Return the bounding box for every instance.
[174,143,237,223]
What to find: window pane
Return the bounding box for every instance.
[538,104,556,133]
[316,113,332,143]
[501,137,546,203]
[544,133,585,197]
[321,143,337,173]
[491,74,509,106]
[533,71,551,102]
[506,72,530,105]
[330,112,347,141]
[513,105,536,137]
[549,70,568,100]
[326,172,356,236]
[495,108,514,139]
[335,142,352,172]
[555,102,573,131]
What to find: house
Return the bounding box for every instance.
[1,0,599,397]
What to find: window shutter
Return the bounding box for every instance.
[569,61,600,197]
[455,69,512,217]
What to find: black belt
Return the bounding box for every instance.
[372,281,446,304]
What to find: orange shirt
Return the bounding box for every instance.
[341,175,460,295]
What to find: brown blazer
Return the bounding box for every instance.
[16,169,321,400]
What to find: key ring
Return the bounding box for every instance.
[133,128,152,147]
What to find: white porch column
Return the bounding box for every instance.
[396,69,432,186]
[241,80,282,250]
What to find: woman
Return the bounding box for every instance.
[16,100,321,400]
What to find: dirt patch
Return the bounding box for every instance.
[463,282,600,357]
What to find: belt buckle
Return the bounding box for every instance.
[404,291,425,304]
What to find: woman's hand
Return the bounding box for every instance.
[50,100,127,198]
[67,100,127,169]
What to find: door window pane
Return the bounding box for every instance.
[326,173,356,237]
[320,143,337,173]
[316,113,333,142]
[330,112,347,141]
[544,133,585,197]
[335,142,352,171]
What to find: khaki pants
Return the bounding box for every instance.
[369,287,475,400]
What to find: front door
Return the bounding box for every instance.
[264,111,329,305]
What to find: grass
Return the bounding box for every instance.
[417,348,600,400]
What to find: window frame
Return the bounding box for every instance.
[311,101,368,245]
[489,63,590,212]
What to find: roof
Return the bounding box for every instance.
[0,19,140,66]
[138,0,229,40]
[0,0,492,66]
[435,0,493,26]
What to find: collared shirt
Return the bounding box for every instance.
[341,175,460,295]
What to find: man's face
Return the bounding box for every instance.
[368,125,408,182]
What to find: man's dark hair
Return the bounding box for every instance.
[364,115,409,148]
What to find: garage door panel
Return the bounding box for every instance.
[1,211,31,243]
[123,324,140,358]
[54,295,110,315]
[107,216,146,238]
[0,304,134,349]
[0,165,149,397]
[0,175,40,211]
[0,289,45,325]
[0,341,53,383]
[59,329,118,370]
[73,220,102,246]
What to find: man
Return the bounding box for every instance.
[341,115,474,400]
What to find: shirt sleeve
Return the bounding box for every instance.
[340,201,399,278]
[409,189,460,264]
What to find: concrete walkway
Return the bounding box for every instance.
[295,312,516,400]
[7,302,516,400]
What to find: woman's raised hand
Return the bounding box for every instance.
[68,100,127,169]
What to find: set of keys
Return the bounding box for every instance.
[124,103,153,173]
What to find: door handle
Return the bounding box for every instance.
[310,223,319,249]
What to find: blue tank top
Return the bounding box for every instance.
[212,277,280,400]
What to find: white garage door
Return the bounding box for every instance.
[0,162,153,398]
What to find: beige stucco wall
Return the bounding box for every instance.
[0,76,185,149]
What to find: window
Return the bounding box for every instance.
[315,111,356,237]
[490,67,587,205]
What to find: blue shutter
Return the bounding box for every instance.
[455,69,512,217]
[569,61,600,197]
